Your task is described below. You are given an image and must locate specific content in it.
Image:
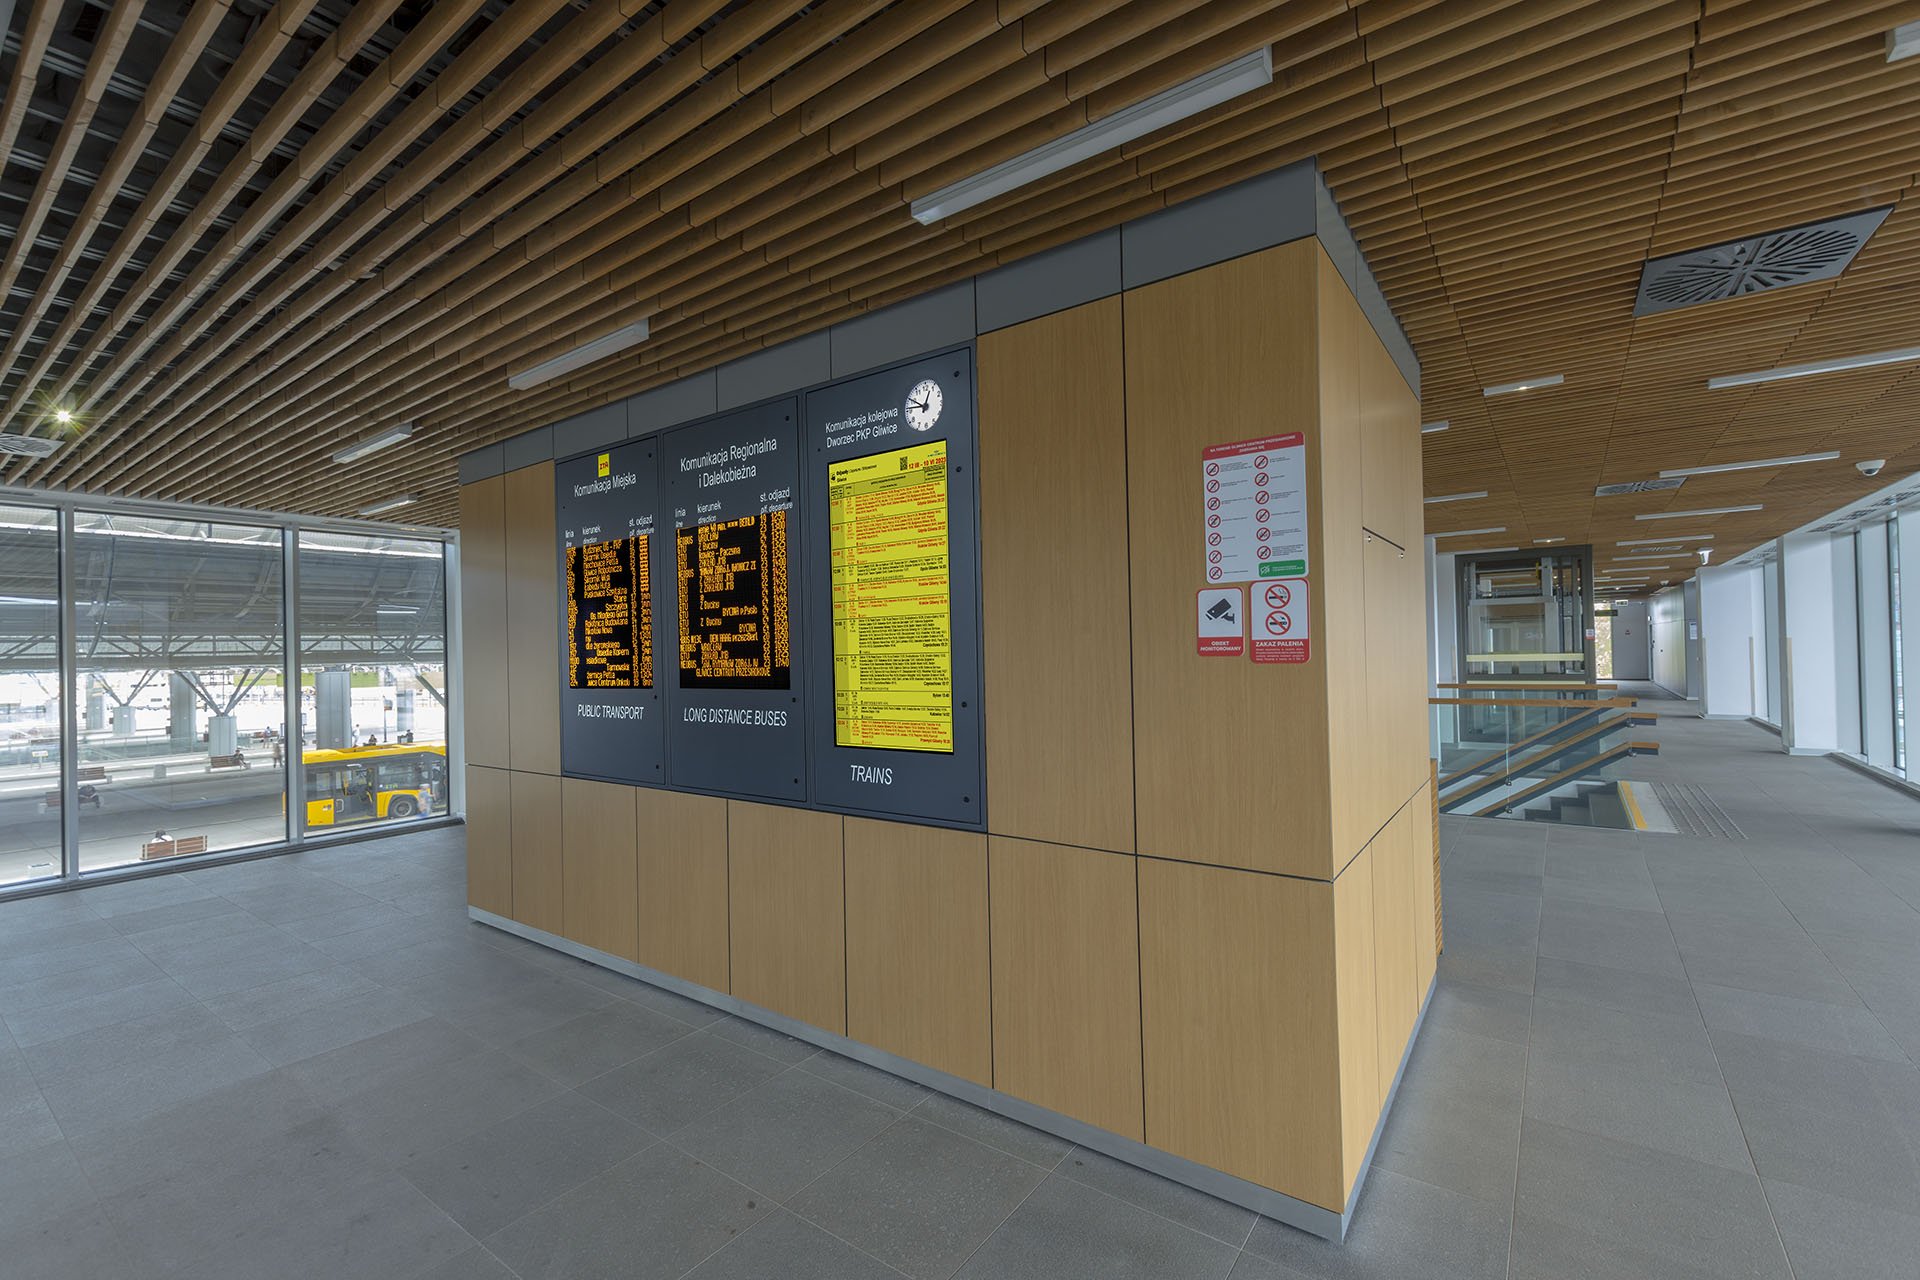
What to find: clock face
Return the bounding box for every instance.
[905,379,943,432]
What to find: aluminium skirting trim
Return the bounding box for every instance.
[468,906,1437,1244]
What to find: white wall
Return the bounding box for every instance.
[1650,587,1688,696]
[1697,565,1764,717]
[1779,531,1842,752]
[1857,523,1895,768]
[1610,599,1651,680]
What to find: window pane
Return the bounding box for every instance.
[297,531,448,833]
[73,513,288,873]
[0,505,63,888]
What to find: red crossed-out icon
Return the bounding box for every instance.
[1208,549,1222,563]
[1265,609,1292,635]
[1257,526,1272,543]
[1255,472,1269,486]
[1208,532,1222,546]
[1264,582,1291,609]
[1208,497,1221,511]
[1208,514,1221,527]
[1206,462,1220,476]
[1254,454,1269,467]
[1206,479,1220,493]
[1256,508,1271,523]
[1208,566,1222,580]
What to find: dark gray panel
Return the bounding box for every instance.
[975,229,1121,333]
[556,440,666,785]
[716,332,831,411]
[629,370,717,438]
[458,444,504,486]
[829,282,976,378]
[1357,264,1421,398]
[663,400,808,804]
[800,350,984,829]
[1120,160,1315,291]
[502,425,554,471]
[553,402,628,459]
[1314,169,1361,299]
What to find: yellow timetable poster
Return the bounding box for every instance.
[828,441,953,753]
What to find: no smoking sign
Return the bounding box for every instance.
[1251,577,1310,664]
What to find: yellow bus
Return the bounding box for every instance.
[303,744,447,827]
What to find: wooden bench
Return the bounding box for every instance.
[43,788,103,809]
[76,764,106,782]
[140,836,209,861]
[208,753,250,770]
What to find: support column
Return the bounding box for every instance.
[1697,565,1765,719]
[1779,532,1844,753]
[169,673,199,748]
[315,668,352,749]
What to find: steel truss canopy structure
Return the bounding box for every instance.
[0,511,446,672]
[1,1,1919,582]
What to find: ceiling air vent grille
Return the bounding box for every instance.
[1634,207,1891,317]
[1596,478,1686,496]
[0,434,61,458]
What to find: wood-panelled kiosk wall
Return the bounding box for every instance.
[459,237,1433,1236]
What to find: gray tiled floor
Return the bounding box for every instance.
[2,701,1919,1277]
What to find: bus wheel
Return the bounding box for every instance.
[389,796,419,819]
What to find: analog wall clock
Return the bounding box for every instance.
[905,378,942,432]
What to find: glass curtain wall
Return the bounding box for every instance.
[73,514,289,873]
[0,505,62,888]
[297,531,450,833]
[0,494,456,897]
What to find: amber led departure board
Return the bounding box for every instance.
[567,534,653,689]
[676,511,791,690]
[828,443,952,752]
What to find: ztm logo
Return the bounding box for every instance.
[596,453,611,477]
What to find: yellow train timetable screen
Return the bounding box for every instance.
[677,511,792,689]
[828,442,953,753]
[565,535,652,689]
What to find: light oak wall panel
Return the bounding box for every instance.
[1139,856,1344,1209]
[466,764,512,915]
[1331,841,1379,1201]
[978,297,1136,854]
[1370,799,1418,1102]
[562,777,639,961]
[1124,241,1333,879]
[989,836,1145,1141]
[509,770,564,934]
[844,818,991,1085]
[729,800,846,1034]
[460,477,510,768]
[636,788,731,992]
[1315,251,1374,867]
[1411,780,1438,998]
[504,462,561,775]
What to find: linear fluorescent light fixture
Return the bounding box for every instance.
[1433,526,1506,538]
[358,495,418,517]
[1708,346,1920,390]
[508,319,651,391]
[333,423,413,465]
[1889,20,1920,61]
[1424,491,1488,505]
[1533,537,1566,544]
[1420,421,1450,435]
[1613,554,1679,562]
[1457,546,1519,554]
[1659,450,1839,478]
[1483,373,1563,397]
[909,49,1273,225]
[1635,505,1762,520]
[1618,534,1713,545]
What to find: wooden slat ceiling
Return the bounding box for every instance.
[2,0,1918,588]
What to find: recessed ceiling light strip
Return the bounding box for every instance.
[1424,490,1488,504]
[1708,346,1920,390]
[1659,450,1839,477]
[1482,374,1564,397]
[1635,505,1762,520]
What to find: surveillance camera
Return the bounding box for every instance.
[1859,459,1886,476]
